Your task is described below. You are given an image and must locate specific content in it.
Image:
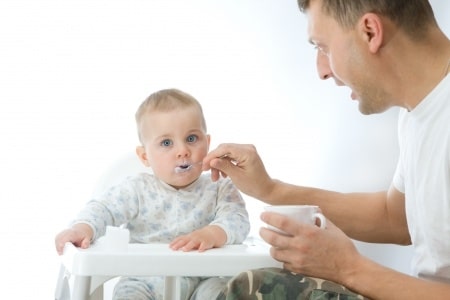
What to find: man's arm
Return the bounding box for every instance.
[345,254,450,300]
[265,181,411,244]
[203,143,410,245]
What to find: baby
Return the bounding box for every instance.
[55,88,250,300]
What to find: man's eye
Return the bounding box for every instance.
[314,45,329,57]
[186,135,198,143]
[161,139,173,147]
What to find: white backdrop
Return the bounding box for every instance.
[0,1,448,298]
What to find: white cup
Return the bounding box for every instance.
[263,205,326,235]
[99,226,130,252]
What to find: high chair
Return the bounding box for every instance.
[55,153,281,300]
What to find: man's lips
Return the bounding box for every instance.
[333,78,356,100]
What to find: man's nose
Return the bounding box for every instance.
[316,51,332,80]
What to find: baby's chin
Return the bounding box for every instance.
[167,171,202,189]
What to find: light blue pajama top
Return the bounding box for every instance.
[73,173,250,244]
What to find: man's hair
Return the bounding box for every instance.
[297,0,436,39]
[135,88,207,143]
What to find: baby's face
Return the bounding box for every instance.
[139,106,210,189]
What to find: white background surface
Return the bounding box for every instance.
[0,1,448,298]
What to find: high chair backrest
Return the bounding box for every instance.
[92,152,152,197]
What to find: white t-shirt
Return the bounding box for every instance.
[393,74,450,282]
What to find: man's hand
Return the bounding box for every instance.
[202,143,274,200]
[259,211,360,285]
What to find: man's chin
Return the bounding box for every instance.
[358,102,391,115]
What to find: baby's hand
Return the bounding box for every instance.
[169,225,226,252]
[54,223,94,255]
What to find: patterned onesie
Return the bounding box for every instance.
[73,172,250,300]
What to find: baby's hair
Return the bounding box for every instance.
[135,88,207,143]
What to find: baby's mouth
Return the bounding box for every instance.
[174,163,193,173]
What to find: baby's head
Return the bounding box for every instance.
[135,89,210,189]
[135,89,207,143]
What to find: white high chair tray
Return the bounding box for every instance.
[57,240,282,300]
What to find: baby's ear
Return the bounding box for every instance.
[206,134,211,148]
[135,146,150,167]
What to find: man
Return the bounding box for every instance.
[202,0,450,299]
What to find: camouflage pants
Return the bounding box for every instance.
[216,268,368,300]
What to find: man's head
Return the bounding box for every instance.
[299,0,442,114]
[297,0,436,39]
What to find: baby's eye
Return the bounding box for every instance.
[186,135,198,143]
[161,139,173,147]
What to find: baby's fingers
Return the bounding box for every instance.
[197,240,214,252]
[79,237,91,249]
[169,237,187,250]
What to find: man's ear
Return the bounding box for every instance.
[358,13,383,53]
[136,146,150,167]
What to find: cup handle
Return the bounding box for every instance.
[313,212,327,229]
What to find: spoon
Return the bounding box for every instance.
[174,155,234,173]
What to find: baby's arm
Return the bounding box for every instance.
[210,178,251,244]
[54,223,94,255]
[169,225,227,252]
